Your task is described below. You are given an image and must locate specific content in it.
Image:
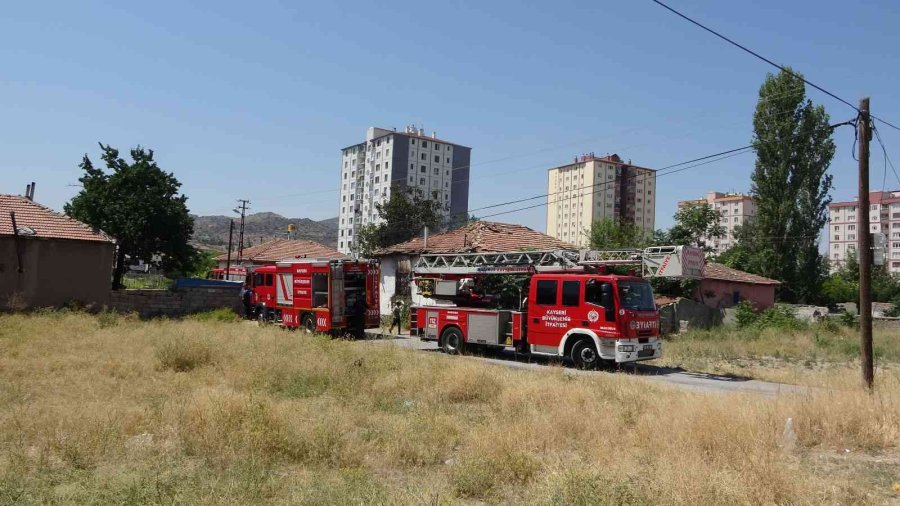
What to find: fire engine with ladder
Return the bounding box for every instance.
[409,246,704,368]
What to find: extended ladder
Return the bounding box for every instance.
[413,246,705,279]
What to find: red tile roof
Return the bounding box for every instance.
[703,262,780,285]
[215,238,344,263]
[0,195,114,243]
[375,221,576,255]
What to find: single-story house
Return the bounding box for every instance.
[0,192,115,309]
[695,262,781,310]
[372,221,576,315]
[214,239,345,270]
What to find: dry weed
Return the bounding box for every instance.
[0,312,897,504]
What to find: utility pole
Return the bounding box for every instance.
[235,199,250,263]
[857,97,874,391]
[225,219,235,281]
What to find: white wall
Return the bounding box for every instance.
[379,256,397,315]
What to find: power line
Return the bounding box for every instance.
[476,148,753,220]
[254,95,809,204]
[650,0,900,133]
[466,119,854,222]
[873,126,900,189]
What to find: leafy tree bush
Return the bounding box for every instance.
[734,301,805,330]
[66,144,195,288]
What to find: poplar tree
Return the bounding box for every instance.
[744,69,835,302]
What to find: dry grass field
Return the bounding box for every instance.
[1,311,899,504]
[659,325,900,388]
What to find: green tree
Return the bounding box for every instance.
[587,218,649,249]
[739,68,836,302]
[356,186,444,255]
[65,144,195,288]
[668,203,725,252]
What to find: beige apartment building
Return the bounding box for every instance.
[677,191,756,254]
[828,191,900,273]
[546,153,656,247]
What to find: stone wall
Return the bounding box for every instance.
[108,285,242,317]
[659,298,724,334]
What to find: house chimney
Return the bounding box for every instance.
[24,183,31,199]
[29,182,35,200]
[423,226,429,249]
[432,131,436,139]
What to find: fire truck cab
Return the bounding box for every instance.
[410,247,704,368]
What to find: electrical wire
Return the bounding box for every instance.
[251,91,812,204]
[650,0,900,133]
[873,126,900,189]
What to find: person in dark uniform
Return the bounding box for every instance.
[350,296,368,339]
[389,300,403,334]
[241,283,252,319]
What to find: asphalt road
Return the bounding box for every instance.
[363,330,811,397]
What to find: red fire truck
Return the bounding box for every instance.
[410,247,704,368]
[245,258,380,336]
[208,266,247,281]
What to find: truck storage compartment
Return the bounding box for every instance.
[466,311,510,346]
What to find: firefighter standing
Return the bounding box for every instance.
[389,300,403,334]
[351,296,368,339]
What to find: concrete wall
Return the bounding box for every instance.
[659,298,724,334]
[108,285,242,317]
[0,237,114,309]
[696,279,776,310]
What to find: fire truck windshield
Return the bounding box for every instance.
[617,281,655,311]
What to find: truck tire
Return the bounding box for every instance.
[441,327,465,355]
[571,338,599,370]
[302,314,316,334]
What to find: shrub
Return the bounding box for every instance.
[734,301,759,328]
[155,336,214,371]
[187,308,239,322]
[735,301,805,330]
[840,310,858,328]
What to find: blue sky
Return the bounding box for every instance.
[2,1,898,233]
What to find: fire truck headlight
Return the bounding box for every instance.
[618,345,635,352]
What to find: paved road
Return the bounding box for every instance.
[364,330,811,397]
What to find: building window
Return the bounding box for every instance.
[421,165,426,173]
[422,141,428,148]
[446,157,450,163]
[434,168,439,175]
[421,153,426,160]
[411,139,415,145]
[410,163,414,171]
[434,155,440,162]
[420,178,425,185]
[385,161,389,169]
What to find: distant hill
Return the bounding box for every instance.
[192,212,338,251]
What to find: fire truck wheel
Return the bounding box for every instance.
[571,339,599,370]
[301,315,316,334]
[441,327,465,355]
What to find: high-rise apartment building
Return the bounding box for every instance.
[337,126,471,254]
[546,153,656,247]
[677,191,756,254]
[828,191,900,273]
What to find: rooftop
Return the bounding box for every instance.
[703,262,781,285]
[375,220,576,255]
[342,127,471,151]
[830,191,900,208]
[549,153,655,173]
[0,195,114,243]
[215,239,345,263]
